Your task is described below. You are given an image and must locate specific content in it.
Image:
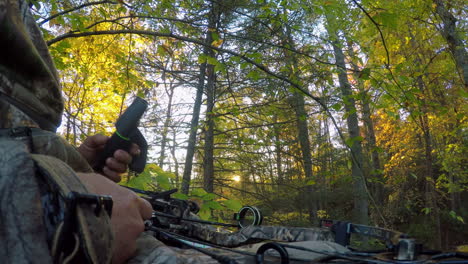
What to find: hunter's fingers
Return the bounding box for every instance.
[138,198,153,220]
[102,166,122,182]
[85,134,109,148]
[129,143,141,156]
[113,149,133,165]
[106,156,128,173]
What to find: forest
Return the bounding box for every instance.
[32,0,467,250]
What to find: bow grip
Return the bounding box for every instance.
[128,129,147,173]
[94,97,148,174]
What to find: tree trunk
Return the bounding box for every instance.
[290,91,318,223]
[416,76,442,249]
[281,14,318,224]
[181,55,209,194]
[327,16,369,225]
[170,129,180,187]
[434,0,468,87]
[273,114,284,185]
[347,41,384,206]
[202,59,216,193]
[408,28,443,248]
[201,4,220,194]
[158,83,175,169]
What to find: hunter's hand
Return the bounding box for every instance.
[77,173,153,264]
[78,134,140,182]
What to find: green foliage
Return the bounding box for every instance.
[123,163,175,191]
[123,166,243,221]
[449,211,465,224]
[222,199,242,211]
[345,136,364,148]
[306,179,316,185]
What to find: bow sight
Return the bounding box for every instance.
[125,186,468,264]
[125,186,262,229]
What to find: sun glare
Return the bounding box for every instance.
[232,175,241,182]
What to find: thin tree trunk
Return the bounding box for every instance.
[181,55,209,194]
[347,41,384,205]
[273,114,284,185]
[66,110,71,141]
[158,83,175,168]
[235,122,247,196]
[317,117,328,210]
[282,15,318,224]
[417,76,442,249]
[408,28,442,248]
[202,61,216,193]
[434,0,468,87]
[327,16,369,225]
[290,91,318,224]
[170,130,179,187]
[202,4,220,194]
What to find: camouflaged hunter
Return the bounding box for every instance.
[0,0,114,263]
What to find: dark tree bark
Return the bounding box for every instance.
[201,3,221,194]
[181,54,209,194]
[406,29,443,248]
[289,90,318,223]
[281,12,318,224]
[347,41,384,205]
[416,74,442,249]
[434,0,468,88]
[202,58,216,193]
[181,2,220,194]
[326,16,369,225]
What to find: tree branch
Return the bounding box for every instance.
[349,0,390,68]
[47,29,350,166]
[39,1,117,26]
[47,29,325,103]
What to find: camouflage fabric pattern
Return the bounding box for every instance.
[33,153,114,264]
[0,137,114,263]
[129,231,346,264]
[26,128,93,173]
[0,0,63,132]
[129,202,335,263]
[0,127,92,172]
[129,233,227,264]
[129,232,263,264]
[152,201,333,247]
[184,224,334,247]
[0,100,39,128]
[240,240,350,261]
[0,139,52,263]
[0,1,115,263]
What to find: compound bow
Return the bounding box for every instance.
[123,186,468,264]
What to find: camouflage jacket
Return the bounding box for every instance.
[0,2,113,263]
[0,0,63,132]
